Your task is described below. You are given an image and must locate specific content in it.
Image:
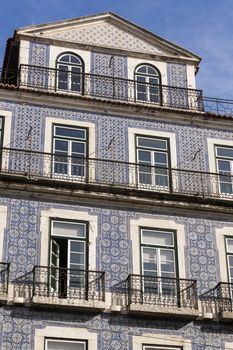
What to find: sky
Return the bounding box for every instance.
[0,0,233,98]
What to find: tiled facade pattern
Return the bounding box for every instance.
[0,98,233,349]
[42,21,169,55]
[0,19,231,349]
[0,194,232,349]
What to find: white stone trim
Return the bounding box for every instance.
[49,45,90,73]
[132,333,192,350]
[130,216,186,277]
[215,225,233,282]
[207,137,233,174]
[19,40,30,66]
[225,342,233,349]
[0,110,12,149]
[43,117,96,180]
[40,208,98,270]
[44,117,96,157]
[34,326,97,350]
[128,127,177,190]
[128,57,168,85]
[207,137,233,197]
[0,205,7,261]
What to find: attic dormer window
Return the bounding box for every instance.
[56,53,84,93]
[134,64,161,103]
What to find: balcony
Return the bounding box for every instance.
[0,263,10,303]
[125,274,198,318]
[2,65,233,116]
[200,282,233,321]
[1,147,233,203]
[1,64,203,112]
[14,266,105,311]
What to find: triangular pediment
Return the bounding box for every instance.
[16,13,201,62]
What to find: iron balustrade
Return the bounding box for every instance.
[32,266,105,301]
[126,274,197,309]
[0,263,10,296]
[2,66,233,117]
[1,147,233,200]
[200,282,233,315]
[203,96,233,116]
[17,64,203,111]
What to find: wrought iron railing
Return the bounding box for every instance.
[203,97,233,116]
[32,266,105,301]
[17,64,203,111]
[200,282,233,315]
[126,274,197,309]
[1,147,233,201]
[0,263,10,296]
[2,66,233,117]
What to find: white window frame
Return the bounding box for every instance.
[136,136,170,190]
[215,225,233,283]
[130,217,185,278]
[128,128,177,191]
[215,145,233,195]
[49,219,88,296]
[56,53,83,93]
[207,137,233,198]
[40,209,97,271]
[45,338,87,350]
[132,333,191,350]
[35,326,97,350]
[135,64,161,103]
[52,125,87,180]
[43,118,96,183]
[142,346,181,350]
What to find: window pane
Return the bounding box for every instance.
[55,127,86,140]
[58,55,70,63]
[138,150,151,163]
[216,147,233,159]
[52,221,86,238]
[46,339,85,350]
[137,137,167,150]
[154,152,168,165]
[54,140,68,152]
[142,230,174,246]
[227,239,233,253]
[70,55,82,64]
[72,142,85,154]
[147,67,158,75]
[70,241,85,253]
[218,160,231,172]
[136,66,147,73]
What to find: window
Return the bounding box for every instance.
[141,228,176,279]
[142,347,181,350]
[53,125,87,178]
[136,135,170,188]
[0,117,3,147]
[50,220,88,297]
[215,146,233,194]
[141,228,177,296]
[226,237,233,285]
[45,338,87,350]
[56,53,84,92]
[135,64,161,103]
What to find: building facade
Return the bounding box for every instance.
[0,12,233,350]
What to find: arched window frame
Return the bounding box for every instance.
[134,64,162,104]
[56,52,84,93]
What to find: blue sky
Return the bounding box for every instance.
[0,0,233,98]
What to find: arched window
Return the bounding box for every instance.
[134,64,161,103]
[56,53,84,93]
